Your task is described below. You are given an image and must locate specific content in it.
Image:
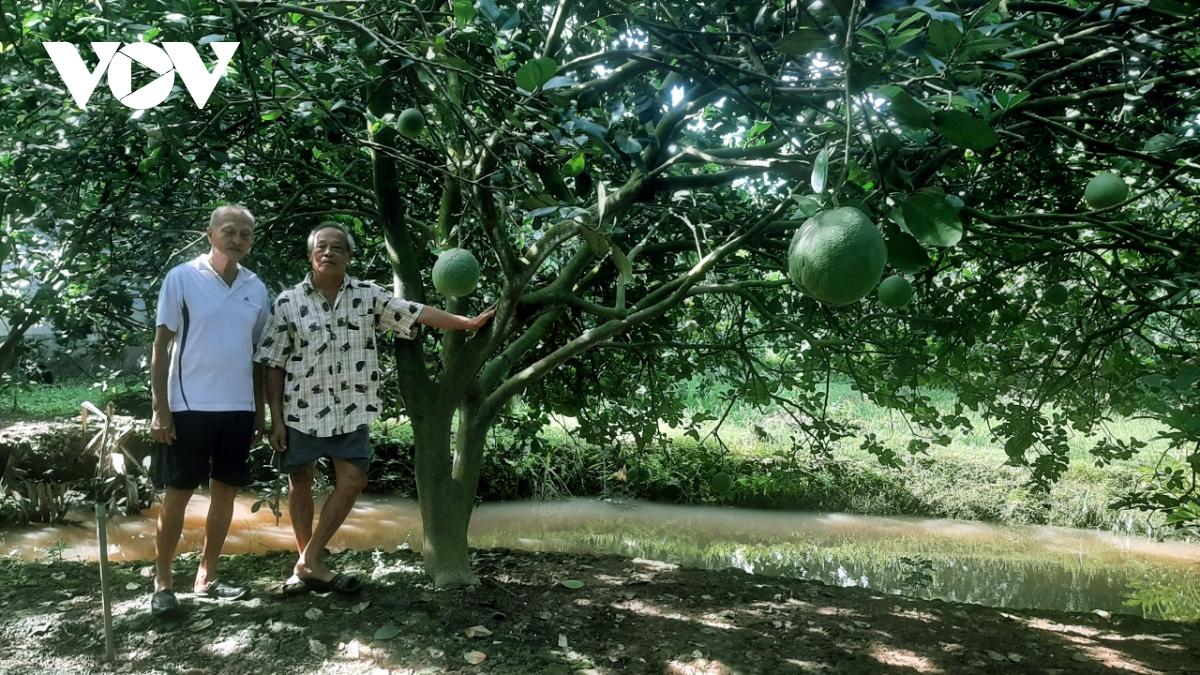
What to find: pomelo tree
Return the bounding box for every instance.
[4,0,1198,584]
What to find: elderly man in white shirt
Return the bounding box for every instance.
[255,222,493,594]
[149,204,270,615]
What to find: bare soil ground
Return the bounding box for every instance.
[0,547,1197,674]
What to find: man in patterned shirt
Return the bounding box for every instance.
[255,222,493,593]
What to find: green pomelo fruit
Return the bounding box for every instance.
[432,248,480,297]
[787,207,887,307]
[1043,283,1069,306]
[1083,173,1128,210]
[709,471,733,494]
[398,108,426,139]
[877,275,914,308]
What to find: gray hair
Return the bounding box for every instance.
[307,221,357,254]
[208,204,255,230]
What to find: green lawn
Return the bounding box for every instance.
[670,376,1170,469]
[0,378,141,424]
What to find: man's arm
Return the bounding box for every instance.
[265,366,287,452]
[416,305,496,331]
[252,363,266,443]
[150,325,176,445]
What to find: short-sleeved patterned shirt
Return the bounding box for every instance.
[254,274,423,437]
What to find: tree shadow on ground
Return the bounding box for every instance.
[0,548,1196,674]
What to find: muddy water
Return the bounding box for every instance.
[2,496,1198,620]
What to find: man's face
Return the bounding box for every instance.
[208,216,254,262]
[310,228,351,276]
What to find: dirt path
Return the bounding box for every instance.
[0,548,1196,674]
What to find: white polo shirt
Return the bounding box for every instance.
[155,255,270,412]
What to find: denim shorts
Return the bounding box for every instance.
[274,425,372,475]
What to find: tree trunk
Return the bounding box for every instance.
[417,469,476,587]
[412,404,478,587]
[0,294,49,374]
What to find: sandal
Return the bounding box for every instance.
[197,580,250,601]
[282,574,309,596]
[300,572,363,595]
[150,589,181,616]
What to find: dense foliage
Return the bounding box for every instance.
[2,0,1197,581]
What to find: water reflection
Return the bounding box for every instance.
[1,496,1197,621]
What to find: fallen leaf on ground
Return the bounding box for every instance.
[560,579,585,589]
[465,625,492,638]
[373,625,401,641]
[187,618,213,632]
[464,650,487,665]
[304,607,323,621]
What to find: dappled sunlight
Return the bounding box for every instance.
[1024,615,1184,675]
[666,656,732,674]
[889,607,941,623]
[867,644,943,672]
[611,598,738,631]
[1066,641,1161,675]
[814,605,864,618]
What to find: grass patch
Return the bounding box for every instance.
[0,378,140,423]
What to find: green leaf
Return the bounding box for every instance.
[615,135,642,155]
[515,57,557,92]
[963,36,1012,56]
[563,153,585,178]
[883,221,931,272]
[477,0,501,20]
[927,20,961,56]
[888,89,931,128]
[560,579,585,589]
[776,29,830,55]
[374,625,402,641]
[932,110,998,151]
[746,121,772,141]
[596,181,608,228]
[572,118,608,140]
[453,0,476,26]
[611,244,632,282]
[810,147,829,194]
[260,110,282,122]
[542,75,575,91]
[1149,0,1190,16]
[580,228,608,254]
[901,192,963,248]
[993,90,1030,111]
[793,196,822,218]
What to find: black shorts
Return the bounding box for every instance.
[153,411,255,490]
